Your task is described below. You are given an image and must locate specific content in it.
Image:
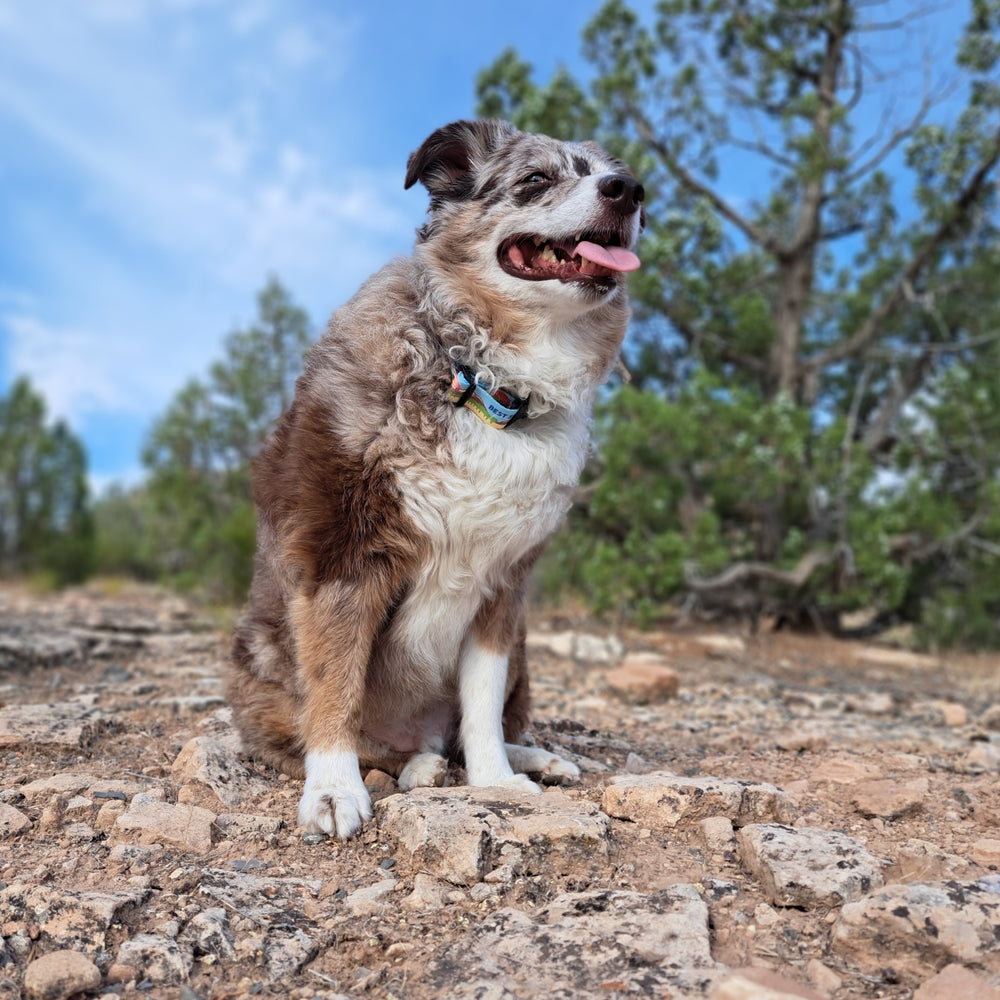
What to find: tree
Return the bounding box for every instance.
[479,0,1000,645]
[138,277,311,602]
[0,377,94,584]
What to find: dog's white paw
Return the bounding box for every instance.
[398,752,448,791]
[494,772,542,794]
[505,745,581,786]
[300,751,372,839]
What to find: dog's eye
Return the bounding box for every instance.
[521,171,550,185]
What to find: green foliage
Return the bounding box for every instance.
[0,377,94,584]
[118,277,311,603]
[479,0,1000,646]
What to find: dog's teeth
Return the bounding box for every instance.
[574,233,582,243]
[539,245,559,264]
[532,235,544,247]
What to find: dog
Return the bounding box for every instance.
[228,119,644,839]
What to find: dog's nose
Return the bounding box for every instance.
[598,173,645,214]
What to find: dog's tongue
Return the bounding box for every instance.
[574,241,640,273]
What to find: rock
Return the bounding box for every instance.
[971,839,1000,867]
[572,633,624,664]
[20,773,99,800]
[431,885,721,997]
[913,963,1000,1000]
[171,736,270,809]
[692,634,746,657]
[852,646,939,670]
[937,702,969,727]
[968,743,1000,772]
[0,700,104,750]
[213,812,284,838]
[806,958,842,994]
[737,824,884,907]
[0,802,31,837]
[116,934,192,985]
[0,884,148,956]
[774,730,829,753]
[345,879,398,916]
[183,907,236,961]
[526,630,575,658]
[604,653,680,703]
[891,839,973,882]
[810,755,882,784]
[979,705,1000,731]
[402,873,452,912]
[832,877,1000,983]
[602,773,796,829]
[711,967,825,999]
[113,792,216,853]
[376,786,609,885]
[363,769,397,794]
[700,816,736,855]
[850,776,929,819]
[22,949,102,1000]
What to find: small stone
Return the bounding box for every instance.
[116,934,192,985]
[967,743,1000,772]
[700,816,735,854]
[602,773,795,829]
[21,773,99,800]
[711,968,824,999]
[774,731,828,753]
[810,756,882,784]
[23,950,102,1000]
[573,633,624,664]
[604,654,679,704]
[806,958,842,994]
[971,839,1000,867]
[113,792,216,853]
[850,777,929,819]
[738,824,884,907]
[213,813,284,838]
[692,634,745,657]
[171,736,270,809]
[344,879,398,917]
[0,802,31,837]
[625,752,652,773]
[364,769,397,794]
[913,963,1000,1000]
[979,705,1000,731]
[402,873,451,912]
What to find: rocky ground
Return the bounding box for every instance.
[1,583,999,1000]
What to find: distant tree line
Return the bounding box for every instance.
[2,0,1000,648]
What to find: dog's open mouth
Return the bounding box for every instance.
[498,234,640,285]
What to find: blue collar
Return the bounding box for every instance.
[447,364,530,429]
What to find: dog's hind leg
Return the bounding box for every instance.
[398,752,448,790]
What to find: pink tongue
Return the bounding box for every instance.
[574,241,640,272]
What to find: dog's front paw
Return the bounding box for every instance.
[495,773,542,794]
[300,751,372,839]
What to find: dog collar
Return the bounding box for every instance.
[447,363,529,429]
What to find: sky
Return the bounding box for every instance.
[0,1,969,493]
[0,0,650,491]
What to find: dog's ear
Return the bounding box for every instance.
[405,119,518,198]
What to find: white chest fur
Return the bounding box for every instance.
[391,403,591,672]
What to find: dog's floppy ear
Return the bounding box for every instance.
[405,119,519,198]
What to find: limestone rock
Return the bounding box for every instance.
[113,792,216,853]
[0,802,31,837]
[913,964,1000,1000]
[183,907,236,961]
[22,949,102,1000]
[116,934,192,985]
[711,967,825,999]
[602,773,796,829]
[431,885,721,997]
[737,824,884,907]
[376,785,609,885]
[850,776,929,819]
[345,879,398,916]
[0,700,104,750]
[832,877,1000,983]
[171,736,270,809]
[0,884,148,956]
[604,653,680,703]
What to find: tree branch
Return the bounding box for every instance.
[805,127,1000,374]
[684,547,843,592]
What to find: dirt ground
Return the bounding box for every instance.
[1,582,999,999]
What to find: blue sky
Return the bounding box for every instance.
[0,1,968,492]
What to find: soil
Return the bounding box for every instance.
[1,582,999,999]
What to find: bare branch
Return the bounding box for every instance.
[684,547,843,592]
[805,127,1000,373]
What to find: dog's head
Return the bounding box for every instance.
[405,120,644,323]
